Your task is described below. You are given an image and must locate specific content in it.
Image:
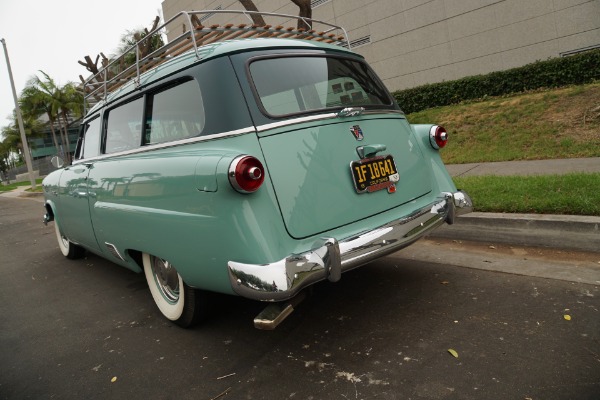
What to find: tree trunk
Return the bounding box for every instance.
[237,0,267,26]
[59,111,72,164]
[290,0,312,30]
[45,113,60,156]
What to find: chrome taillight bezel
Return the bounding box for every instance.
[429,125,448,149]
[228,155,265,193]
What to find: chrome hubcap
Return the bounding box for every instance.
[150,256,180,303]
[60,234,69,248]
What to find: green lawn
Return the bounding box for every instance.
[0,179,44,192]
[454,173,600,216]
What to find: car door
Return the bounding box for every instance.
[57,116,102,252]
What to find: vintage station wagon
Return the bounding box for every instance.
[42,11,472,329]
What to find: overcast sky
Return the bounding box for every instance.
[0,0,164,131]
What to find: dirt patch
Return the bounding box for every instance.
[541,84,600,142]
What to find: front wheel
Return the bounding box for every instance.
[142,253,208,328]
[54,221,85,259]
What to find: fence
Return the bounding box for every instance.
[2,156,59,183]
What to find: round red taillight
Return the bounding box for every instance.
[228,155,265,193]
[429,126,448,149]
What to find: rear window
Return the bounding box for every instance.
[249,56,392,117]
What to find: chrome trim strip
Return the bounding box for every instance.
[228,190,473,302]
[256,114,338,132]
[105,242,125,261]
[337,107,365,117]
[72,127,256,165]
[361,109,405,116]
[255,110,405,132]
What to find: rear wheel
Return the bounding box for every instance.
[54,221,85,259]
[142,253,208,328]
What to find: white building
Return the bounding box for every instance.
[161,0,600,92]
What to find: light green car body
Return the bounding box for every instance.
[43,38,472,306]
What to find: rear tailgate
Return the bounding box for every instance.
[259,115,432,238]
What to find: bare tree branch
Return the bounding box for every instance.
[290,0,312,30]
[77,55,101,75]
[237,0,267,26]
[135,16,162,58]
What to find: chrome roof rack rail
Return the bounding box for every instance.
[83,10,349,114]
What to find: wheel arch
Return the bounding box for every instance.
[44,200,57,225]
[126,249,144,271]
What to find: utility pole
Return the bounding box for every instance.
[1,38,37,190]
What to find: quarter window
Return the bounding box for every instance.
[81,117,101,159]
[144,80,205,145]
[105,98,144,154]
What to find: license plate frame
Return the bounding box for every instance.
[350,155,399,194]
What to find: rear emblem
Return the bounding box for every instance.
[350,125,364,141]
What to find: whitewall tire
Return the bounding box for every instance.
[142,253,208,327]
[54,221,85,259]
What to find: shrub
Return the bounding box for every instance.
[393,49,600,114]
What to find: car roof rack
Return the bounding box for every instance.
[83,10,350,113]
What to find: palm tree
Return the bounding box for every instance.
[0,139,10,180]
[0,123,20,163]
[25,72,68,159]
[0,112,42,164]
[57,82,84,163]
[25,71,83,163]
[111,23,165,73]
[20,84,61,156]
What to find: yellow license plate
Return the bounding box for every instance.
[350,155,399,193]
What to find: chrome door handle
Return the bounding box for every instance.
[357,144,386,159]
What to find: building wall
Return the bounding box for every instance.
[30,126,79,159]
[161,0,600,92]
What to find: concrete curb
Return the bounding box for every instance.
[0,186,43,199]
[431,212,600,253]
[19,191,44,198]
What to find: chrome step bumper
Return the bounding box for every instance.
[228,191,472,301]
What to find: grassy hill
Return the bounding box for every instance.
[406,83,600,215]
[406,83,600,164]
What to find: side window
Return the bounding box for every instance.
[81,117,101,159]
[105,98,144,154]
[144,80,205,145]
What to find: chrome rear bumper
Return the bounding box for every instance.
[228,191,472,301]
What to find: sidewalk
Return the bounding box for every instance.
[434,157,600,253]
[445,157,600,177]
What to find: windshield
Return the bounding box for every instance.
[249,56,393,117]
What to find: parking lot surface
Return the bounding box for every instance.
[1,196,599,400]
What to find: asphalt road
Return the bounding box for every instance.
[1,196,599,400]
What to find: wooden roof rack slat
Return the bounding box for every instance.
[83,10,349,113]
